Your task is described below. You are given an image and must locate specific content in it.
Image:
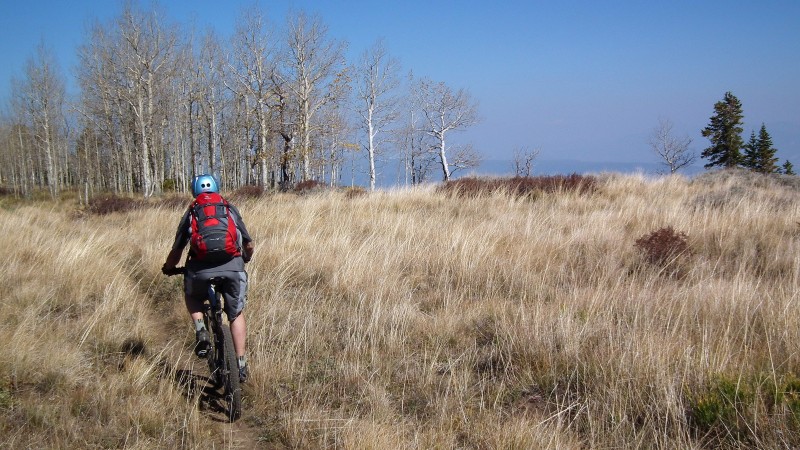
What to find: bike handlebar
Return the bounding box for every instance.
[162,266,186,276]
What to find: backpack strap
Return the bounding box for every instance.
[191,197,228,221]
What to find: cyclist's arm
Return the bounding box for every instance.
[229,204,254,262]
[163,246,184,271]
[163,210,191,272]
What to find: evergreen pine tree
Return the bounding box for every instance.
[701,91,744,169]
[742,130,758,170]
[782,160,795,175]
[753,124,779,173]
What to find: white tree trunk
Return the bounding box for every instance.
[136,84,153,197]
[301,99,311,182]
[258,100,269,187]
[438,133,450,181]
[41,105,57,197]
[368,117,376,191]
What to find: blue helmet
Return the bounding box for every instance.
[191,174,219,197]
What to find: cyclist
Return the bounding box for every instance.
[162,174,255,383]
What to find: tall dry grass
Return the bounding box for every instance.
[1,169,798,448]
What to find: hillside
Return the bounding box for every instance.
[1,170,799,449]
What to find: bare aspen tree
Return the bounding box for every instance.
[18,42,66,198]
[76,5,181,196]
[313,71,351,184]
[317,98,352,187]
[0,106,35,196]
[176,36,200,189]
[116,4,181,197]
[0,118,9,190]
[355,40,400,191]
[512,147,540,177]
[269,66,297,189]
[198,30,225,179]
[416,78,479,181]
[169,64,190,192]
[402,109,435,185]
[8,80,35,195]
[77,21,129,193]
[396,73,434,185]
[648,118,695,174]
[284,11,347,182]
[448,143,482,176]
[179,28,226,190]
[74,125,101,201]
[229,9,276,188]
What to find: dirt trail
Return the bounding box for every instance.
[146,280,273,449]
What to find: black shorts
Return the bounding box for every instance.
[185,270,248,321]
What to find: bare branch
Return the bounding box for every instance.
[648,118,695,174]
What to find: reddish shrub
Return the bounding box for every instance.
[635,226,691,266]
[87,195,143,215]
[231,185,265,199]
[294,180,326,193]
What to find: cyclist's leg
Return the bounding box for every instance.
[185,270,211,355]
[230,313,246,357]
[184,296,205,322]
[218,270,248,357]
[184,270,208,321]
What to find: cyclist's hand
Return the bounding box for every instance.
[242,242,254,263]
[161,264,173,275]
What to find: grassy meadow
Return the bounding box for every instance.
[1,169,799,449]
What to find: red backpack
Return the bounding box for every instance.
[189,193,241,262]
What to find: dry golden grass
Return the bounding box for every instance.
[1,169,799,448]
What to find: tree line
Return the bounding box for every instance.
[700,91,794,175]
[0,3,480,199]
[647,91,794,176]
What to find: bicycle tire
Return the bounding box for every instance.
[205,316,223,389]
[221,325,242,421]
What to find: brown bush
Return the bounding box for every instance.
[231,185,265,199]
[438,174,597,198]
[294,180,327,194]
[635,226,690,267]
[155,194,191,210]
[87,195,143,215]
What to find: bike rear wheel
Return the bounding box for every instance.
[220,325,242,421]
[204,316,223,389]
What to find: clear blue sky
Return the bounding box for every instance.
[1,0,798,169]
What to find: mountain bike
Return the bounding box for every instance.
[164,267,242,422]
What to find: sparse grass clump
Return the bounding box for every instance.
[686,372,800,447]
[439,174,597,198]
[342,186,367,199]
[1,170,799,448]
